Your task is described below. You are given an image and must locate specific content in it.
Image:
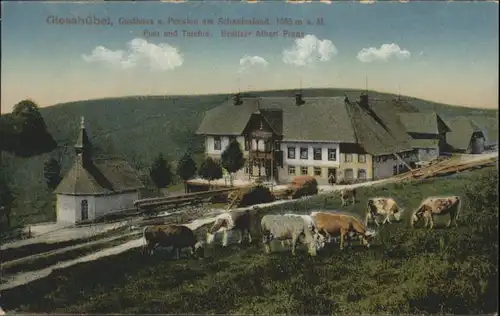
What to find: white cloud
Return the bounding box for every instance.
[282,34,338,67]
[238,55,269,73]
[82,38,183,71]
[356,43,411,62]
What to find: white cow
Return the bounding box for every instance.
[260,214,326,256]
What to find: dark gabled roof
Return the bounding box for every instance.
[444,117,485,150]
[397,112,450,135]
[54,157,145,195]
[260,108,283,135]
[196,96,413,155]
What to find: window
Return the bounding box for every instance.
[264,140,272,152]
[345,154,353,163]
[393,165,398,175]
[300,147,308,160]
[399,164,404,172]
[214,136,222,151]
[245,165,250,174]
[244,139,249,151]
[300,166,309,175]
[344,169,354,181]
[314,167,322,176]
[288,166,296,175]
[358,154,366,163]
[81,200,89,221]
[313,148,322,160]
[287,147,296,159]
[328,148,337,161]
[375,156,381,163]
[229,136,236,142]
[358,169,367,180]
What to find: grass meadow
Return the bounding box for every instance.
[1,166,498,314]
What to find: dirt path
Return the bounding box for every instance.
[1,231,139,269]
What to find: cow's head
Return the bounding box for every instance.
[314,231,327,249]
[393,208,404,221]
[208,218,226,235]
[361,229,377,248]
[206,232,216,245]
[308,233,326,256]
[411,208,424,227]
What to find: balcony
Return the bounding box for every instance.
[250,150,273,160]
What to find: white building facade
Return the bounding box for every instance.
[203,135,416,185]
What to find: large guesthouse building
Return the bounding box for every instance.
[196,93,418,185]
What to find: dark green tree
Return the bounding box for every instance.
[43,157,62,190]
[221,139,246,186]
[2,99,57,157]
[149,153,173,193]
[177,152,197,193]
[0,167,15,227]
[198,157,223,190]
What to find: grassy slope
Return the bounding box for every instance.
[1,166,497,314]
[2,89,498,225]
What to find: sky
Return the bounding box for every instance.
[1,1,499,113]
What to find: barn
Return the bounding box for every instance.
[398,112,451,161]
[54,117,144,224]
[445,117,487,154]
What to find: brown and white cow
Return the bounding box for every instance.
[142,224,204,259]
[411,196,462,229]
[365,197,404,226]
[206,209,252,247]
[340,188,357,206]
[310,211,377,250]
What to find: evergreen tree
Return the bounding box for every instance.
[43,157,62,190]
[221,139,246,186]
[177,152,197,193]
[0,167,15,227]
[198,157,223,190]
[149,153,173,193]
[9,99,57,157]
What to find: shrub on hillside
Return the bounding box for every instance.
[239,185,275,207]
[292,178,319,199]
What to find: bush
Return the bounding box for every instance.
[239,185,275,207]
[292,178,318,199]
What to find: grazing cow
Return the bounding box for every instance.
[260,214,326,256]
[340,188,357,206]
[411,196,461,229]
[206,210,252,247]
[142,224,203,259]
[310,211,377,250]
[365,197,404,226]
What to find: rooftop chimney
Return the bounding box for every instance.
[233,93,243,105]
[294,92,304,106]
[359,93,369,109]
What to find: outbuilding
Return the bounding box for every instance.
[54,117,144,224]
